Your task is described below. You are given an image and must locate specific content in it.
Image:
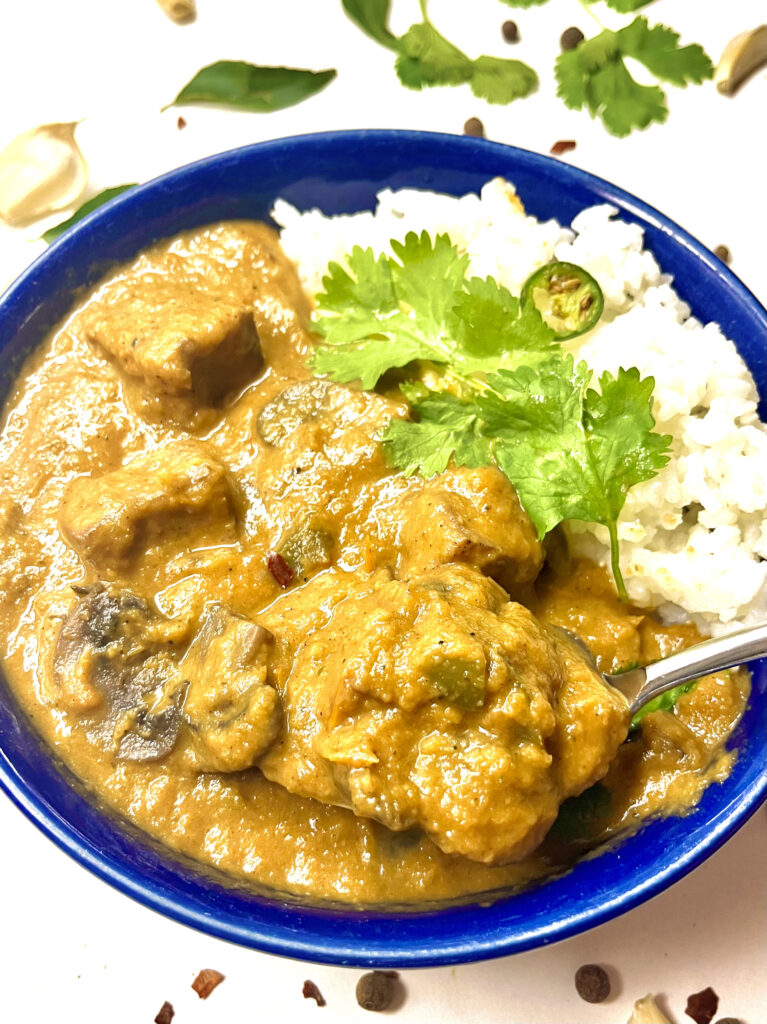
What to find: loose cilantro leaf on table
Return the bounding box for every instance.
[312,231,671,597]
[340,0,538,105]
[556,16,713,136]
[499,0,549,8]
[311,232,559,388]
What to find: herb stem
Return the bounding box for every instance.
[418,0,429,22]
[577,0,605,31]
[608,521,628,601]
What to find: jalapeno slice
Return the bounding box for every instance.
[521,261,604,340]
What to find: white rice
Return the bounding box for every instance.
[273,179,767,635]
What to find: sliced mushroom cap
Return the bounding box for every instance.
[51,583,186,761]
[181,604,281,772]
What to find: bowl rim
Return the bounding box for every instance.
[0,128,765,967]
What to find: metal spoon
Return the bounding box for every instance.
[553,622,767,716]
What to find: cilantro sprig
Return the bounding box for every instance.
[342,0,538,105]
[310,233,672,597]
[556,15,713,136]
[341,0,713,137]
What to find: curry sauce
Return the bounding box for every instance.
[0,222,749,903]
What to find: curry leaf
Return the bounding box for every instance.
[42,185,137,244]
[341,0,399,51]
[166,62,337,112]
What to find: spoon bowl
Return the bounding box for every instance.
[555,622,767,716]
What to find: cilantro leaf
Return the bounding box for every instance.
[555,16,713,136]
[469,56,538,104]
[499,0,549,7]
[341,0,399,52]
[594,0,654,12]
[630,680,699,730]
[395,20,473,89]
[311,232,558,387]
[617,17,713,86]
[480,359,671,596]
[383,392,492,477]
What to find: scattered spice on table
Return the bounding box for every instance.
[355,970,399,1012]
[686,988,719,1024]
[267,551,295,587]
[502,20,519,43]
[154,1001,175,1024]
[551,139,577,156]
[191,969,225,1000]
[303,980,327,1007]
[574,964,611,1003]
[463,117,485,138]
[177,116,187,130]
[713,244,731,264]
[560,27,584,51]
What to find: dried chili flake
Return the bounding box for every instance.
[685,988,719,1024]
[191,968,225,999]
[154,1002,175,1024]
[551,139,577,155]
[177,116,187,130]
[302,979,326,1006]
[267,551,295,587]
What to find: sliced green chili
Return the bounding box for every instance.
[521,260,604,339]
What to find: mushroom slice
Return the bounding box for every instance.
[181,605,281,772]
[49,583,188,762]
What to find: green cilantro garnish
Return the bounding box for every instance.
[310,233,672,598]
[341,1,713,137]
[312,232,559,389]
[343,0,538,105]
[555,16,713,136]
[629,679,699,730]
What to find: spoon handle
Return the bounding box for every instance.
[607,622,767,714]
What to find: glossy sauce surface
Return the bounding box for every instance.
[0,222,748,903]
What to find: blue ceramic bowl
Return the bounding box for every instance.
[0,131,765,967]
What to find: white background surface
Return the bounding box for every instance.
[1,2,765,1021]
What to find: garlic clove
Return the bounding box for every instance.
[714,24,767,95]
[626,994,673,1024]
[156,0,196,23]
[0,122,88,225]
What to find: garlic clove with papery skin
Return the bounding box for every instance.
[156,0,196,23]
[626,994,673,1024]
[0,122,88,225]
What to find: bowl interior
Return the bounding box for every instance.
[0,130,765,967]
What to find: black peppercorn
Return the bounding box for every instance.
[463,117,485,138]
[574,964,610,1003]
[502,20,519,43]
[356,971,398,1012]
[561,27,584,51]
